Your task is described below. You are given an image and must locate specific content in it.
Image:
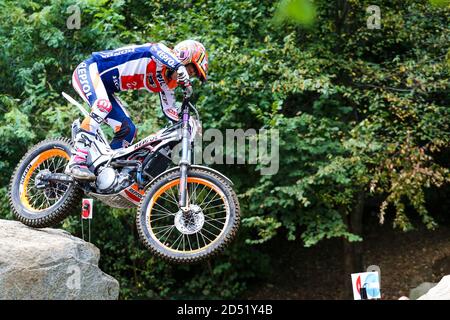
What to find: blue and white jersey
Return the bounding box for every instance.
[84,42,182,122]
[91,42,182,92]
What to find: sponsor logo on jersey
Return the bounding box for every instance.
[155,49,176,68]
[126,81,138,89]
[90,112,104,124]
[96,99,112,113]
[120,74,144,90]
[76,62,93,99]
[147,72,157,88]
[112,75,120,90]
[160,91,168,105]
[156,70,165,86]
[166,108,179,120]
[98,48,135,59]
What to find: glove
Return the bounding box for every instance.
[177,66,193,98]
[177,65,190,87]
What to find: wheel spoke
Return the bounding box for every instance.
[152,224,175,230]
[54,184,69,197]
[164,226,176,244]
[204,220,224,232]
[31,192,45,208]
[154,225,174,236]
[159,225,175,242]
[199,186,215,207]
[195,231,201,250]
[195,185,207,201]
[54,157,66,172]
[37,198,47,210]
[168,185,178,204]
[151,212,176,217]
[153,201,177,215]
[203,203,225,212]
[27,190,40,203]
[158,194,179,207]
[199,230,213,244]
[151,206,176,216]
[193,183,207,204]
[189,182,194,205]
[50,157,56,172]
[151,214,175,223]
[45,196,51,208]
[204,209,228,216]
[205,216,226,224]
[203,228,220,242]
[30,195,40,209]
[173,233,184,250]
[202,227,220,238]
[200,193,221,210]
[186,233,193,251]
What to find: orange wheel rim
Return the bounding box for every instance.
[19,149,70,212]
[146,177,229,254]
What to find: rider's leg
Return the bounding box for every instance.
[66,58,112,180]
[104,94,137,150]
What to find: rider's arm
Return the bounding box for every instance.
[159,89,179,123]
[149,43,182,70]
[150,43,192,96]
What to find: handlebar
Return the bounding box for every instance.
[183,84,193,99]
[181,96,190,111]
[179,96,200,123]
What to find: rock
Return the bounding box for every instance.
[409,282,437,300]
[417,275,450,300]
[0,219,119,300]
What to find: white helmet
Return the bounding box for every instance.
[174,40,208,82]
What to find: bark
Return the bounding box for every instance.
[342,191,365,299]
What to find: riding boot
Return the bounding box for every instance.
[65,129,96,181]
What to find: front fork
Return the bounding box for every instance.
[179,108,191,212]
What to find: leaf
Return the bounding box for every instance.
[273,0,316,26]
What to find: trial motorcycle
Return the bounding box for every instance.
[9,92,240,263]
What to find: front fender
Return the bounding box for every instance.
[145,165,234,189]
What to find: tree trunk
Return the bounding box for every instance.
[342,191,365,299]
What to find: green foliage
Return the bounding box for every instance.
[0,0,449,298]
[429,0,450,7]
[274,0,316,26]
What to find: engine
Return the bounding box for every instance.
[95,166,133,194]
[143,145,173,180]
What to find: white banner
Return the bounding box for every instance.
[351,272,381,300]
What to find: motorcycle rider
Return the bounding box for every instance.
[66,40,208,180]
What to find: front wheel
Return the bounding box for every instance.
[137,168,240,263]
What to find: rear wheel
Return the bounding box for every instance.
[9,138,82,228]
[137,168,240,263]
